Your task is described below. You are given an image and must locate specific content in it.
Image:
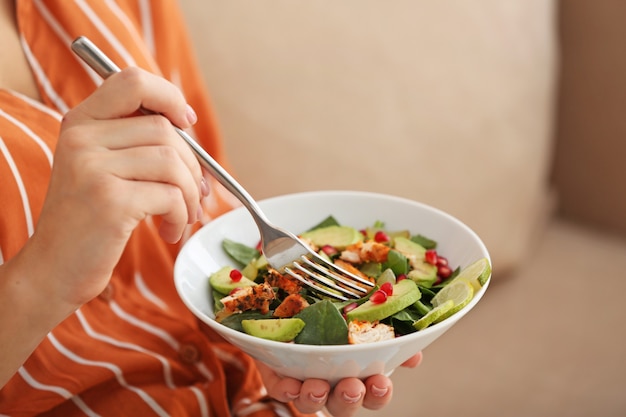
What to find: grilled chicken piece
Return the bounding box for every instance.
[333,259,373,283]
[265,269,303,295]
[219,282,275,315]
[348,320,395,344]
[341,241,390,264]
[273,293,310,318]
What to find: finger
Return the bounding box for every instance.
[68,67,194,129]
[96,145,200,223]
[64,115,204,208]
[255,360,302,403]
[94,174,188,243]
[122,181,188,243]
[293,379,331,415]
[200,169,210,197]
[324,378,366,417]
[254,361,303,403]
[361,374,393,411]
[84,115,201,183]
[158,217,188,243]
[401,352,423,368]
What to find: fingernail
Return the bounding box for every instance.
[285,392,300,401]
[309,391,328,404]
[196,205,203,222]
[186,104,198,125]
[371,384,389,397]
[342,391,363,404]
[200,177,210,196]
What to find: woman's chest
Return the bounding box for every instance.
[0,0,41,101]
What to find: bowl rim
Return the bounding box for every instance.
[175,190,491,351]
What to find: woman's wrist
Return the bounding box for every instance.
[0,239,79,387]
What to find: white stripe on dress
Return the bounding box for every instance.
[102,0,158,70]
[79,303,214,410]
[47,332,171,417]
[236,402,275,417]
[270,402,300,417]
[18,36,69,114]
[74,309,177,389]
[0,109,53,166]
[0,137,34,236]
[134,272,169,311]
[76,308,212,412]
[194,362,215,383]
[32,0,103,88]
[17,367,101,417]
[210,346,247,373]
[17,366,72,399]
[7,90,63,122]
[137,0,156,56]
[188,386,210,417]
[109,300,181,351]
[74,0,138,68]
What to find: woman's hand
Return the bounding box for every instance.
[257,353,423,416]
[1,66,208,387]
[13,66,207,319]
[38,67,207,306]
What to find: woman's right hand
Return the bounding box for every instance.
[40,66,208,308]
[7,66,207,324]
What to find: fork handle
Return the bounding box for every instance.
[71,36,271,226]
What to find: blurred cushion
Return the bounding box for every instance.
[553,0,626,238]
[180,0,558,275]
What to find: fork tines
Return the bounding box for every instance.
[284,254,375,301]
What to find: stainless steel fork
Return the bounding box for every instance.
[71,36,375,301]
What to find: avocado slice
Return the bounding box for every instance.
[346,279,421,323]
[376,268,397,286]
[393,236,427,259]
[300,225,363,250]
[209,266,257,295]
[241,318,305,342]
[407,260,438,288]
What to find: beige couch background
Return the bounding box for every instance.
[180,1,626,416]
[180,0,558,277]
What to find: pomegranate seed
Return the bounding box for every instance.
[380,281,394,296]
[321,245,338,256]
[436,256,449,267]
[370,290,388,304]
[425,249,438,265]
[374,231,390,243]
[359,229,368,238]
[228,287,242,296]
[343,302,359,315]
[396,274,407,282]
[229,269,243,282]
[255,240,262,252]
[437,265,452,279]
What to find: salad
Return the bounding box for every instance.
[208,215,490,345]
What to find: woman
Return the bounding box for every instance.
[0,1,421,416]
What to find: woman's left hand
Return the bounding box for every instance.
[257,353,423,416]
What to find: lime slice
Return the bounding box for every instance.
[431,280,474,323]
[445,257,491,290]
[413,300,454,330]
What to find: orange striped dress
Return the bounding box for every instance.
[0,1,318,416]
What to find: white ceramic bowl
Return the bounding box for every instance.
[174,190,491,385]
